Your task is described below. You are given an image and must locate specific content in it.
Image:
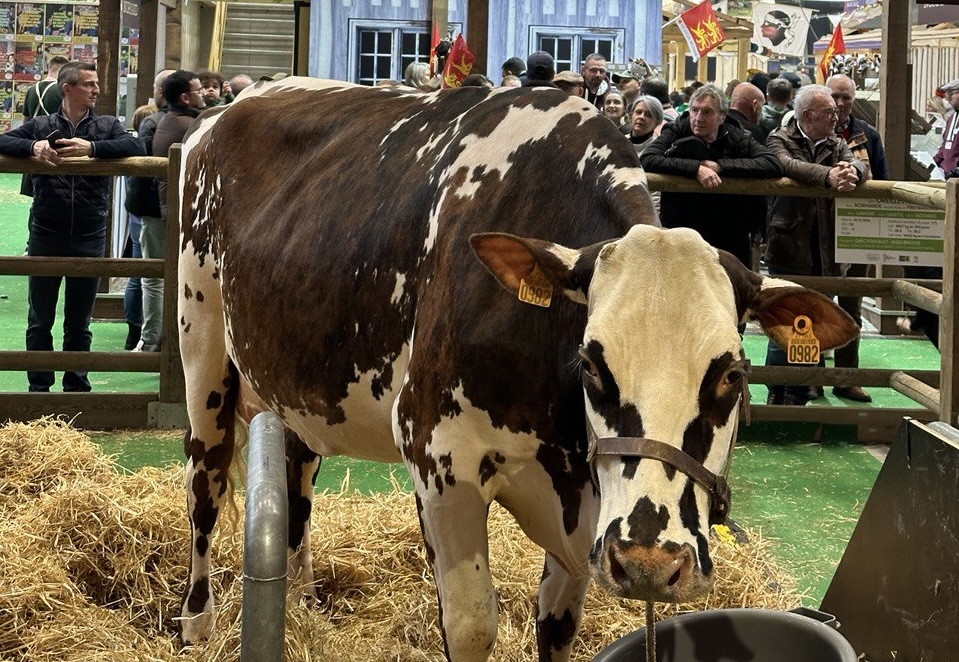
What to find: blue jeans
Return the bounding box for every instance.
[27,223,106,392]
[124,214,143,327]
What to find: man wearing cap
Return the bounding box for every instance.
[581,53,610,110]
[553,70,584,97]
[612,70,641,114]
[522,51,557,88]
[935,78,959,178]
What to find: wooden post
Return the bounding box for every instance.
[737,38,749,81]
[430,0,448,44]
[96,0,120,118]
[879,0,911,180]
[137,0,158,108]
[697,54,708,83]
[674,41,687,90]
[160,145,185,408]
[466,0,488,76]
[940,179,959,427]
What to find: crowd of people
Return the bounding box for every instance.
[0,52,956,398]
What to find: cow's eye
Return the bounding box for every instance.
[725,370,743,385]
[578,348,602,388]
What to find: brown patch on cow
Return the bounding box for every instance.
[196,290,204,303]
[184,283,193,300]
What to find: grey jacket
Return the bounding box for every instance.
[765,117,866,276]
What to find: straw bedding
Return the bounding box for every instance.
[0,418,801,661]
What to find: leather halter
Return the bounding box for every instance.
[586,369,750,526]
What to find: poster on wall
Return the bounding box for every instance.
[0,79,13,116]
[0,2,14,37]
[13,78,32,113]
[15,2,43,40]
[44,3,72,42]
[1,39,13,80]
[72,3,96,43]
[14,41,40,80]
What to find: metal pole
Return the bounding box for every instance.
[242,412,288,662]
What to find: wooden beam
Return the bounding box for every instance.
[161,145,185,404]
[466,0,488,76]
[941,179,959,426]
[737,38,749,81]
[0,393,156,428]
[137,0,158,108]
[96,0,121,118]
[879,0,911,180]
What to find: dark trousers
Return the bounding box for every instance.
[26,224,106,392]
[834,262,867,369]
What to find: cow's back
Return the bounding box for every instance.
[179,78,656,459]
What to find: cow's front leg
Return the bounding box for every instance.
[536,553,589,662]
[286,429,321,604]
[415,486,498,662]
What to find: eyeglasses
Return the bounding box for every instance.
[812,108,839,118]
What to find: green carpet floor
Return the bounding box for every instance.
[0,171,942,606]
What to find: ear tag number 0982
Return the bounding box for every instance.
[787,315,820,365]
[518,265,553,308]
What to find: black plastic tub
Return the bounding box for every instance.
[593,608,857,662]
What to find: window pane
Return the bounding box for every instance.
[378,31,392,54]
[597,39,613,62]
[360,30,375,53]
[540,36,556,55]
[377,57,392,79]
[557,38,572,62]
[359,55,375,84]
[403,32,418,57]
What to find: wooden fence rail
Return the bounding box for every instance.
[0,153,954,441]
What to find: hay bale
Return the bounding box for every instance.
[0,419,801,661]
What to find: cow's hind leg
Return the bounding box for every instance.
[536,554,589,662]
[415,487,498,662]
[285,429,321,603]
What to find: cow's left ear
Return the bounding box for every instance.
[717,250,860,351]
[470,232,606,305]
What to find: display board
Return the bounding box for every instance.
[0,1,142,131]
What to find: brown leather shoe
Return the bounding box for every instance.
[832,385,872,403]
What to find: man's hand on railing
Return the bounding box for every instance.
[31,140,61,167]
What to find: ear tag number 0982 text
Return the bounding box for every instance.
[518,265,553,308]
[787,315,820,364]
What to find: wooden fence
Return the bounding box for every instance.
[0,150,955,442]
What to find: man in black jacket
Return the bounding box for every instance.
[639,83,782,268]
[0,61,145,392]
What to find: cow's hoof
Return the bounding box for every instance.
[178,610,215,646]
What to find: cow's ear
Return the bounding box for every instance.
[748,281,859,350]
[718,250,859,350]
[470,232,601,305]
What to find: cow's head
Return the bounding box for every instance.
[471,225,858,602]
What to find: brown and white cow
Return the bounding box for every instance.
[177,77,858,660]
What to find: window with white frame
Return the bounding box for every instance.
[530,26,624,73]
[350,20,463,86]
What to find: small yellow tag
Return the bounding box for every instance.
[517,265,553,308]
[787,315,820,364]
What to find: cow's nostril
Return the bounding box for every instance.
[608,546,628,587]
[667,567,682,586]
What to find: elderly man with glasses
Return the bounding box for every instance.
[763,84,866,406]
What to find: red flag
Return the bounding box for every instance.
[442,34,474,89]
[676,2,726,63]
[819,23,845,83]
[429,23,440,77]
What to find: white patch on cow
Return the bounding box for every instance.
[418,387,594,578]
[391,273,407,305]
[607,165,650,190]
[263,345,412,463]
[449,99,593,201]
[575,144,613,178]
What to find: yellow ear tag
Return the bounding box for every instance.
[787,315,820,364]
[518,265,553,308]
